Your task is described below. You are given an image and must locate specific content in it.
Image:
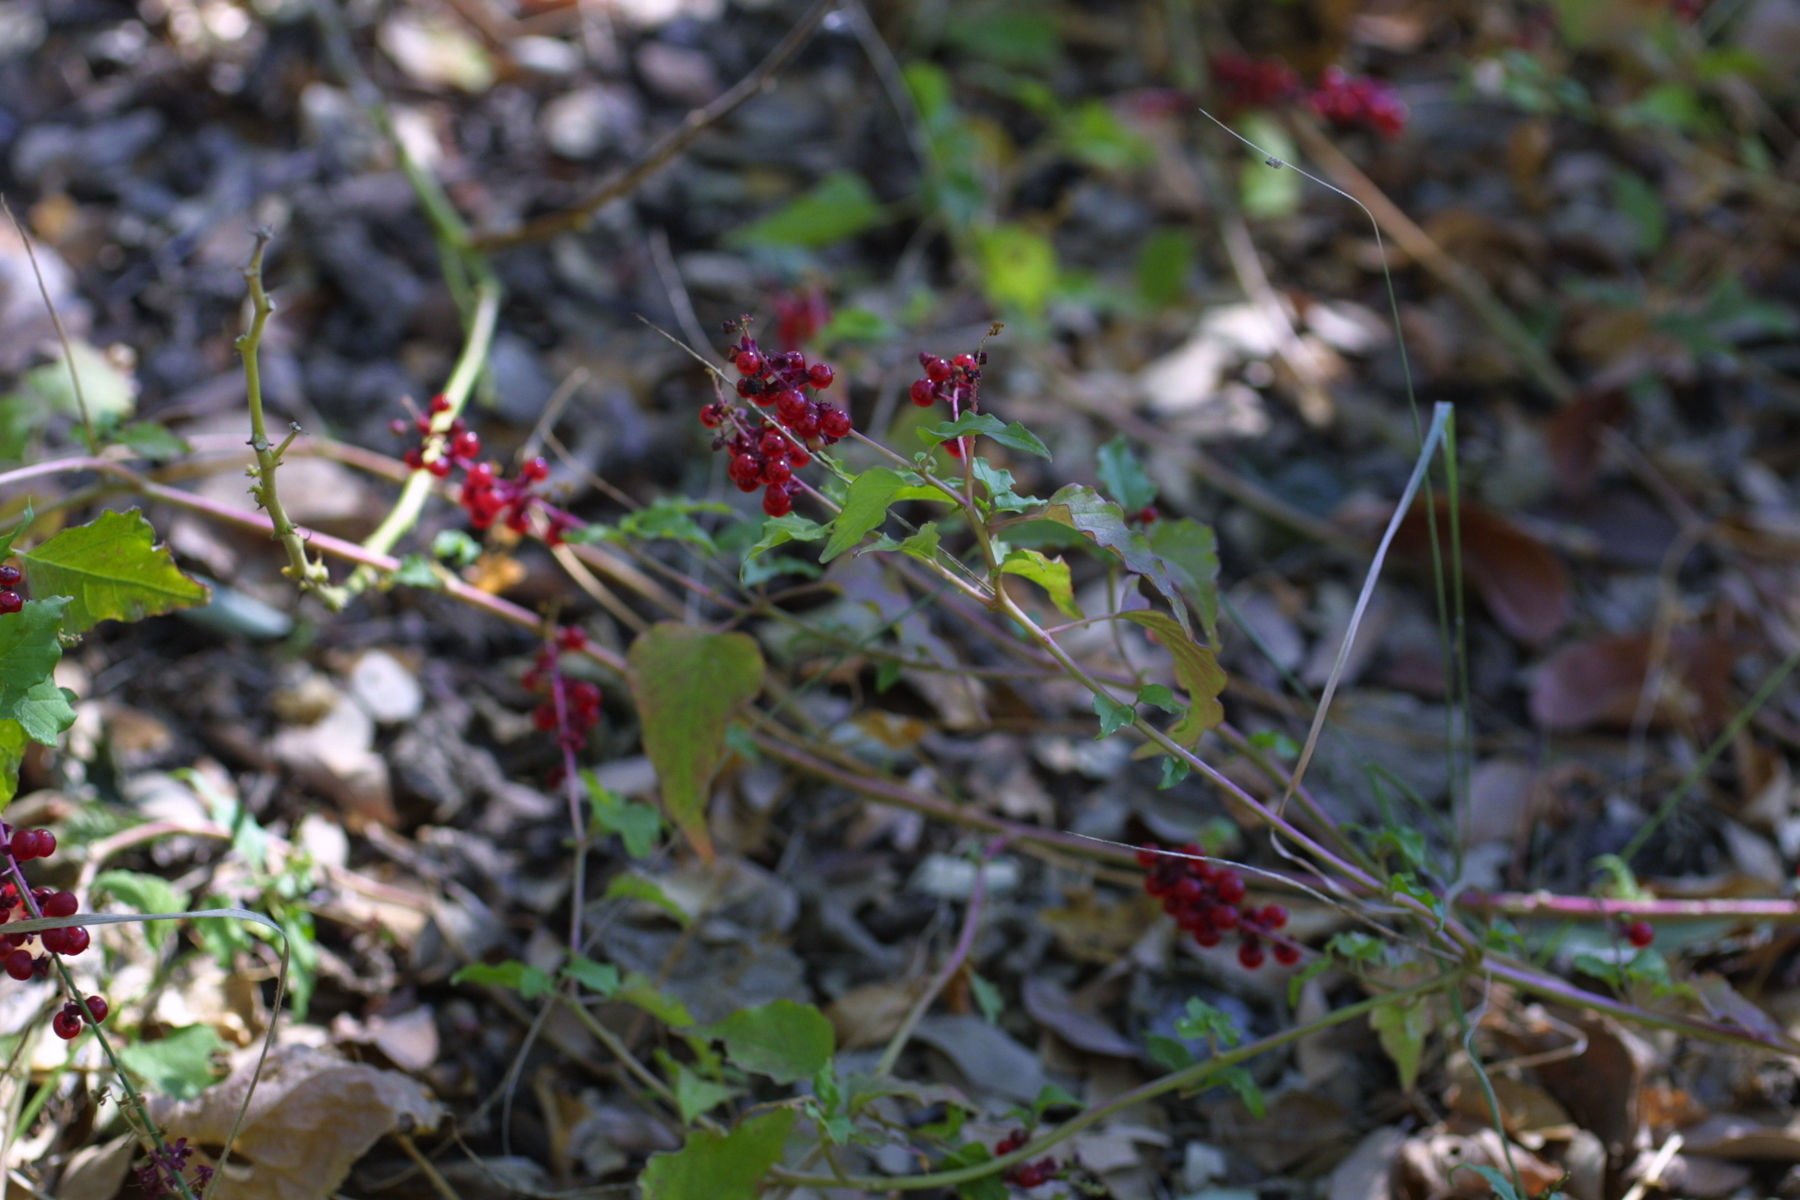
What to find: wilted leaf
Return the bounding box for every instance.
[1528,630,1733,733]
[1392,495,1569,644]
[19,509,209,635]
[1121,611,1226,743]
[628,624,765,857]
[147,1045,443,1200]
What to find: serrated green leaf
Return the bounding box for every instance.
[971,457,1039,512]
[671,1061,740,1124]
[1000,548,1079,618]
[13,676,75,745]
[452,960,554,1000]
[640,1108,795,1200]
[728,170,885,250]
[1035,486,1197,636]
[19,510,208,635]
[1097,435,1156,513]
[563,954,621,995]
[1092,693,1135,737]
[116,1025,225,1100]
[583,771,663,858]
[924,413,1051,459]
[1370,995,1430,1092]
[0,721,25,807]
[628,624,763,858]
[700,998,835,1084]
[1147,517,1220,645]
[1121,611,1226,743]
[0,597,68,721]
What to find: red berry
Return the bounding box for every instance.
[401,447,425,471]
[1210,904,1238,931]
[52,1009,82,1040]
[520,457,549,483]
[430,393,452,414]
[788,446,811,470]
[1134,505,1159,525]
[558,627,587,653]
[1214,871,1245,904]
[1273,941,1301,966]
[4,950,32,981]
[85,996,108,1023]
[451,429,481,461]
[819,408,852,439]
[924,357,951,383]
[1016,1165,1045,1188]
[427,458,453,478]
[43,892,78,919]
[699,403,725,428]
[773,389,807,422]
[789,409,821,439]
[1136,844,1160,868]
[952,353,978,372]
[532,705,559,732]
[807,363,835,389]
[759,430,788,457]
[762,486,794,518]
[909,379,937,406]
[735,349,765,376]
[1625,920,1654,948]
[0,591,19,615]
[761,457,793,485]
[1261,904,1288,930]
[0,565,19,587]
[1238,941,1266,970]
[1193,924,1222,948]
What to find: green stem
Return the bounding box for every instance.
[768,973,1456,1192]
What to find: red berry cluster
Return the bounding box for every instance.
[0,562,23,615]
[1622,918,1654,949]
[1,823,107,1039]
[390,395,577,544]
[1138,844,1301,969]
[992,1129,1059,1189]
[521,626,602,755]
[1211,55,1408,138]
[700,325,849,518]
[1309,66,1408,138]
[773,287,830,349]
[908,350,985,460]
[1211,54,1301,110]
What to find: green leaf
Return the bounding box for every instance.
[19,510,209,636]
[700,998,835,1084]
[969,970,1004,1025]
[1215,1065,1266,1119]
[0,721,23,806]
[943,6,1059,69]
[563,954,621,995]
[1158,756,1190,789]
[640,1108,795,1200]
[1055,100,1154,172]
[90,869,188,953]
[1144,1033,1194,1070]
[12,676,75,745]
[1092,693,1135,737]
[1096,435,1157,514]
[1174,997,1241,1046]
[1237,112,1301,219]
[19,340,137,421]
[971,457,1039,512]
[116,1025,225,1100]
[997,548,1076,617]
[391,555,441,588]
[616,971,695,1027]
[1370,995,1430,1092]
[1135,228,1195,309]
[582,771,663,858]
[603,873,691,927]
[1121,611,1226,743]
[0,597,68,720]
[821,468,945,562]
[1031,1082,1080,1118]
[112,420,190,462]
[938,1143,1006,1200]
[728,170,886,250]
[744,513,827,572]
[898,522,943,563]
[432,529,482,566]
[618,498,730,551]
[924,413,1051,459]
[452,960,555,1000]
[1136,684,1179,714]
[671,1060,740,1124]
[628,624,764,858]
[1147,517,1220,645]
[973,224,1058,317]
[815,305,896,345]
[1035,486,1197,635]
[0,504,32,559]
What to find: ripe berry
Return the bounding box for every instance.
[429,393,452,414]
[1624,920,1654,949]
[910,379,936,406]
[520,457,550,483]
[85,995,108,1023]
[52,1008,82,1040]
[451,429,481,461]
[735,349,764,376]
[819,408,852,439]
[1238,940,1266,970]
[4,950,33,981]
[1260,904,1288,930]
[0,565,20,588]
[43,892,78,918]
[1214,870,1245,904]
[923,356,951,383]
[762,486,794,518]
[807,363,835,389]
[1273,941,1301,966]
[0,591,19,615]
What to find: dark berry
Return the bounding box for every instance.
[85,995,108,1023]
[0,591,19,615]
[1214,871,1245,904]
[52,1008,82,1040]
[762,486,794,518]
[1273,941,1301,966]
[4,950,32,981]
[1238,940,1265,970]
[1624,920,1654,949]
[909,379,937,406]
[0,565,19,588]
[1260,904,1288,930]
[819,408,852,439]
[43,892,78,918]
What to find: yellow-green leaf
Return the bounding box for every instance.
[1001,548,1080,617]
[1122,610,1226,743]
[19,509,208,635]
[628,624,764,858]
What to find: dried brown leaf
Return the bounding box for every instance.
[1393,496,1570,644]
